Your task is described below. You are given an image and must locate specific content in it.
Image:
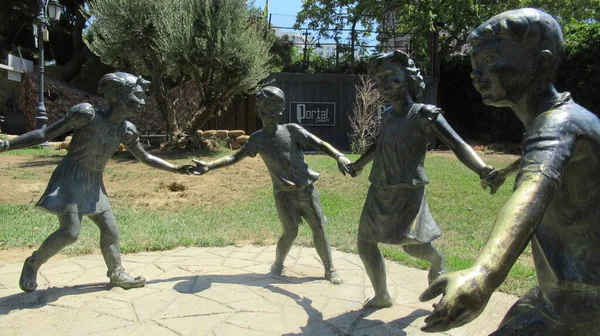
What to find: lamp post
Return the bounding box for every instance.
[36,0,63,147]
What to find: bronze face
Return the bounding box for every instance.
[470,39,533,107]
[372,62,408,100]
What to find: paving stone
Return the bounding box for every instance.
[156,313,231,336]
[0,246,518,335]
[0,262,27,275]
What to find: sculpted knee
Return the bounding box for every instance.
[283,225,299,238]
[59,228,80,244]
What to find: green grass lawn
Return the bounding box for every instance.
[0,148,534,295]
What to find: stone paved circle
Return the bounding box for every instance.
[0,246,517,335]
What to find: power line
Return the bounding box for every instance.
[272,25,373,33]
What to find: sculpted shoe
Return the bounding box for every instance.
[19,255,40,292]
[270,263,284,276]
[325,270,343,285]
[109,269,146,289]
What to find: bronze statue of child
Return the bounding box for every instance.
[0,72,195,292]
[347,50,494,308]
[420,8,600,335]
[193,86,350,284]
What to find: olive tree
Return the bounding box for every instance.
[86,0,272,136]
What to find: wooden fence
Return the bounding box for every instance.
[211,73,438,151]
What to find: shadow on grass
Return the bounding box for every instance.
[108,149,217,163]
[18,159,62,168]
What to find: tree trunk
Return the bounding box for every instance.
[151,69,179,137]
[187,103,218,134]
[59,8,89,83]
[350,19,357,74]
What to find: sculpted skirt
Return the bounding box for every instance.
[36,160,110,215]
[358,184,441,244]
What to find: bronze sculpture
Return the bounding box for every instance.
[193,86,350,284]
[347,50,494,308]
[0,72,195,292]
[420,8,600,335]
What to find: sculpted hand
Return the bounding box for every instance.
[480,167,506,195]
[420,104,443,122]
[192,159,210,175]
[175,164,197,175]
[419,267,494,333]
[347,162,362,177]
[0,139,9,152]
[337,155,352,176]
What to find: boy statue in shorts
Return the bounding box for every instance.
[193,86,351,284]
[420,8,600,335]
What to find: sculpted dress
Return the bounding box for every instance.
[36,103,139,215]
[359,103,441,244]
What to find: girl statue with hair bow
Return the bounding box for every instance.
[0,72,195,292]
[347,50,494,308]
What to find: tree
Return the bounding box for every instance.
[1,0,92,82]
[269,35,295,72]
[86,0,180,136]
[87,0,272,137]
[296,0,599,75]
[556,19,600,114]
[160,0,272,134]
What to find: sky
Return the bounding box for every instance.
[261,0,378,47]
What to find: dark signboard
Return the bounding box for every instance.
[289,102,336,126]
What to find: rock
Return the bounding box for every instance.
[235,135,250,144]
[229,130,245,137]
[216,130,229,139]
[202,130,217,139]
[59,141,70,150]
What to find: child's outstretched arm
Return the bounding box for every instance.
[481,158,521,194]
[127,141,195,174]
[192,147,250,174]
[0,103,92,152]
[305,133,352,175]
[420,164,561,333]
[427,105,493,178]
[348,142,377,177]
[122,122,194,174]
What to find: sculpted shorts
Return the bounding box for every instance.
[273,184,326,228]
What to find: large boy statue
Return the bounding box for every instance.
[420,8,600,335]
[193,86,350,284]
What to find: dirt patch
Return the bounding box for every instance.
[0,151,518,207]
[0,152,272,210]
[0,247,72,264]
[430,150,519,163]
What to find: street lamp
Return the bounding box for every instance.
[36,0,63,146]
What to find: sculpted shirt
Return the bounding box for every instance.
[244,124,319,191]
[37,103,139,214]
[369,103,438,186]
[518,93,600,293]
